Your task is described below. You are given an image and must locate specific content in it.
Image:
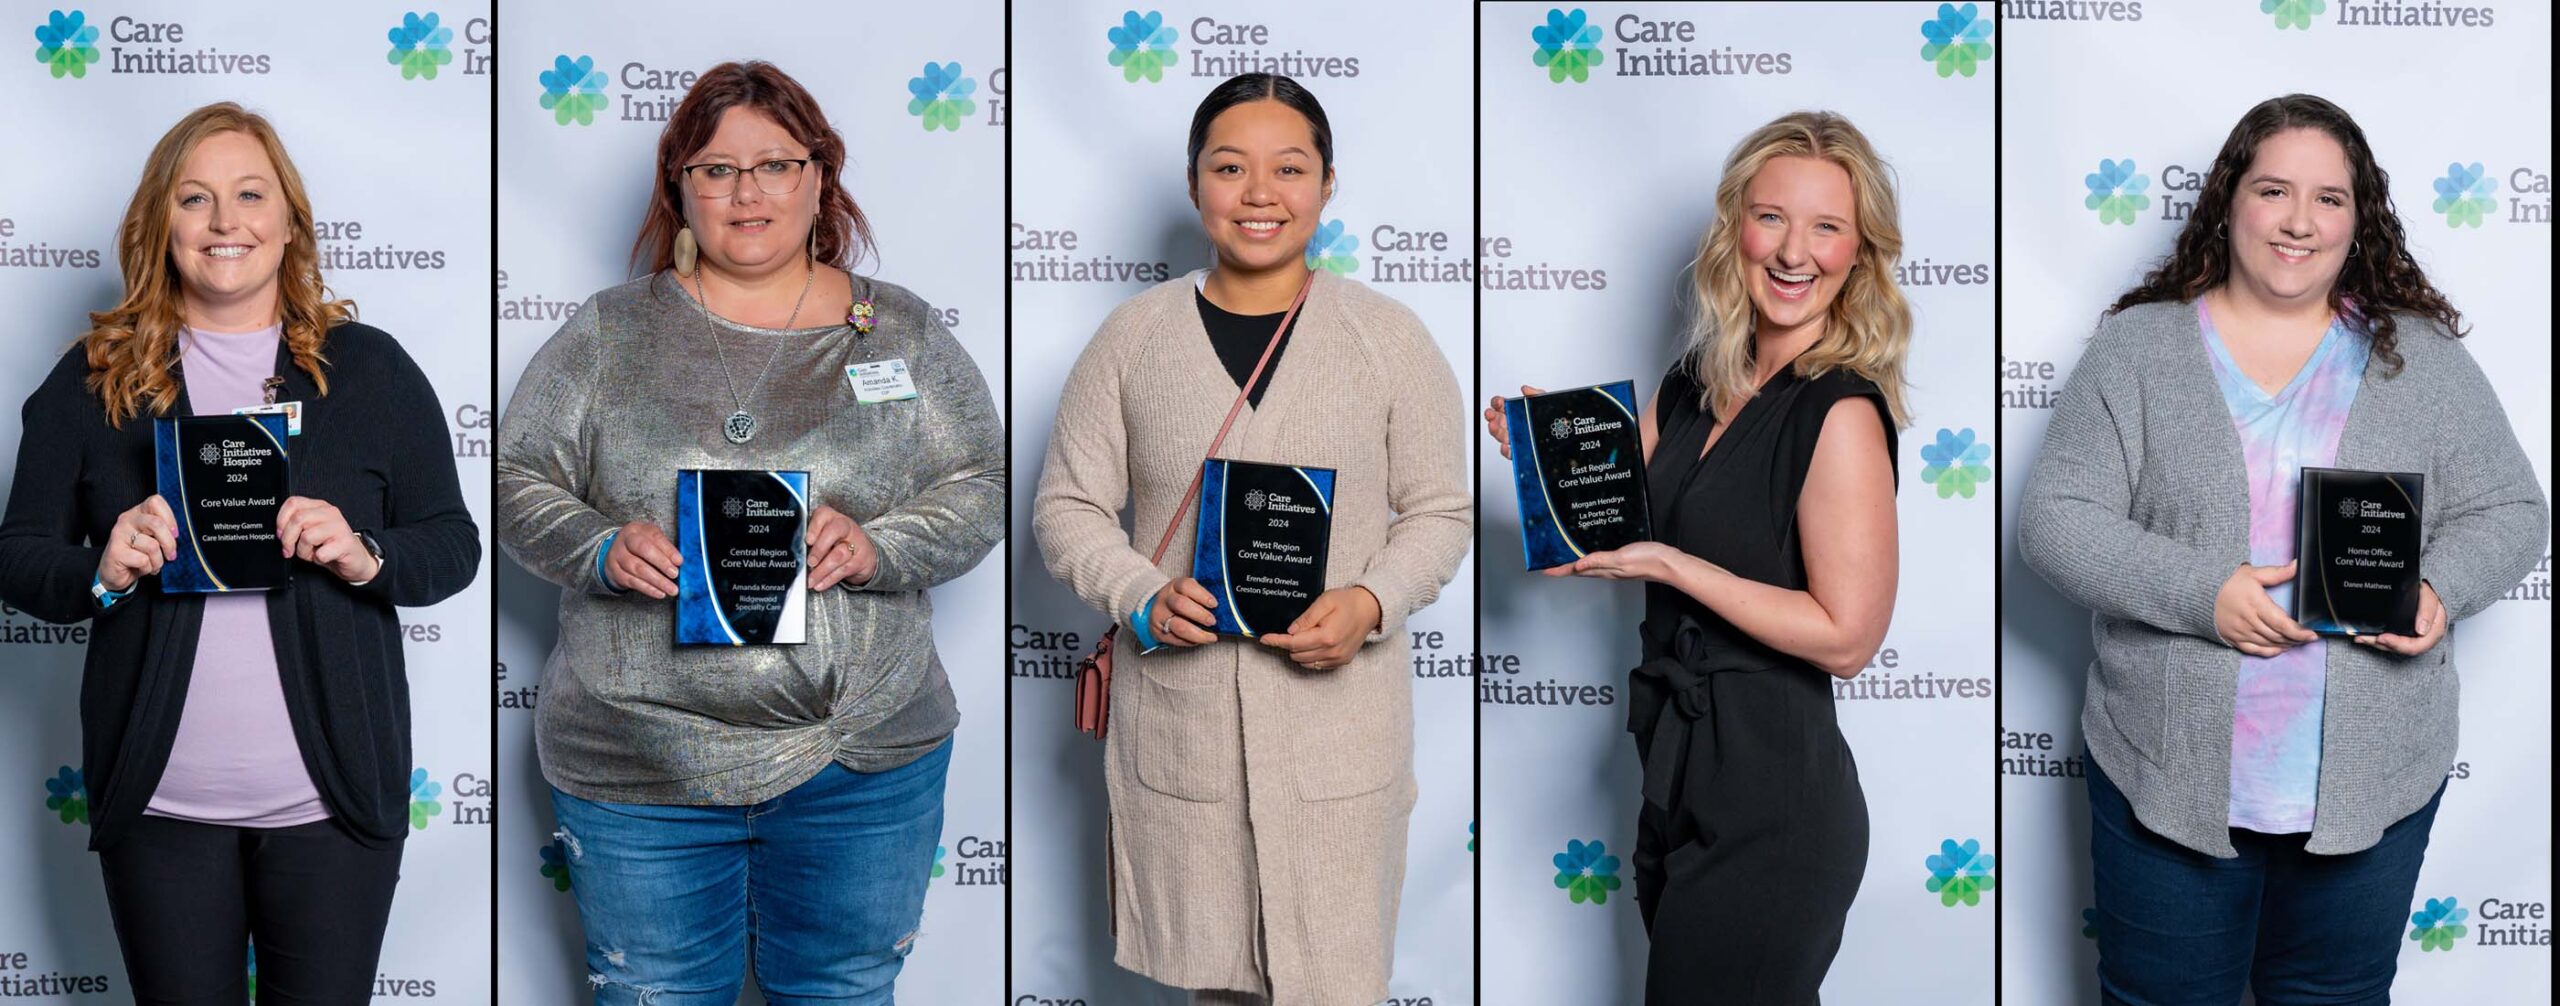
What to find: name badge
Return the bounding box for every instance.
[233,400,303,436]
[845,359,919,404]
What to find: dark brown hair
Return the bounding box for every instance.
[2108,93,2462,374]
[629,61,873,277]
[1185,73,1334,191]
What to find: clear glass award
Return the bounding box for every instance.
[2293,466,2425,636]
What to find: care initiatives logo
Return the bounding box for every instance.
[906,62,978,131]
[1919,427,1991,499]
[32,9,100,78]
[1531,8,1604,83]
[384,11,452,80]
[2432,162,2496,228]
[1924,837,1996,907]
[539,54,610,126]
[1918,3,1994,78]
[1305,219,1359,275]
[2410,896,2468,950]
[42,766,86,824]
[2085,159,2153,225]
[539,837,572,891]
[408,766,442,829]
[1106,9,1180,82]
[1552,838,1622,905]
[2263,0,2327,29]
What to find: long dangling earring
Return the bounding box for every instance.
[673,227,698,277]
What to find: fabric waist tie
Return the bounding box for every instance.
[1629,613,1788,818]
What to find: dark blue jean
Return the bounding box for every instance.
[548,738,952,1005]
[2087,753,2443,1006]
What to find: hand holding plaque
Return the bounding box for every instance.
[2293,467,2425,637]
[1505,381,1652,570]
[1190,459,1334,638]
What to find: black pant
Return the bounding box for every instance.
[97,814,403,1005]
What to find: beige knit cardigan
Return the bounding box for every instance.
[1034,268,1470,1005]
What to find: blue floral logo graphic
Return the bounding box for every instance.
[2431,163,2497,228]
[930,844,948,881]
[386,12,454,80]
[1925,838,1996,907]
[245,943,257,999]
[2086,159,2152,225]
[908,62,978,132]
[2410,896,2468,951]
[1306,219,1359,275]
[539,838,573,891]
[33,9,101,79]
[1107,10,1180,83]
[408,767,442,830]
[1920,427,1992,500]
[1532,9,1604,83]
[1919,3,1994,78]
[539,54,610,126]
[1553,838,1622,905]
[42,766,86,824]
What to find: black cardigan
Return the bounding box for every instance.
[0,321,479,850]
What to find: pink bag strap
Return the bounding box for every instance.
[1139,274,1312,566]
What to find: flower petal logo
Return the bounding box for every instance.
[33,9,100,79]
[1467,821,1476,853]
[2431,163,2497,228]
[408,767,443,830]
[2263,0,2327,30]
[386,12,454,81]
[42,766,86,824]
[1306,219,1359,275]
[1244,489,1267,511]
[539,54,610,127]
[907,62,978,132]
[198,442,223,466]
[245,943,257,1000]
[2410,896,2469,951]
[1107,10,1180,83]
[1531,9,1604,84]
[1919,3,1994,78]
[539,838,573,891]
[2085,159,2152,225]
[1924,837,1996,907]
[1920,427,1991,499]
[930,844,948,881]
[1552,838,1622,905]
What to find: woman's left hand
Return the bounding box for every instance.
[277,496,381,584]
[2353,581,2447,656]
[1259,586,1382,671]
[1545,541,1689,584]
[806,504,879,590]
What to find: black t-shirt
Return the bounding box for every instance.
[1195,289,1297,409]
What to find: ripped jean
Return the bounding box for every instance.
[548,738,952,1005]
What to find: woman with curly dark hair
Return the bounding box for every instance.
[2019,93,2546,1003]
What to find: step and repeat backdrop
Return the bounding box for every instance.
[0,2,493,1001]
[2001,4,2552,1004]
[1006,1,1477,1002]
[494,1,1004,1002]
[1479,3,1997,1002]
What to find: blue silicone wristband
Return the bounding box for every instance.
[1128,596,1162,652]
[596,530,626,593]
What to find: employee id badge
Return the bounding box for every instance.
[845,359,919,403]
[233,400,303,436]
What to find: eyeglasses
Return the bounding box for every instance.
[680,158,811,199]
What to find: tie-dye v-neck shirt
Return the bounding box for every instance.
[2199,299,2369,834]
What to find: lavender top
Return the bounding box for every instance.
[144,324,328,828]
[2199,300,2368,834]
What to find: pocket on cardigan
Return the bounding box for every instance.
[1290,657,1407,802]
[2096,638,2171,767]
[1130,660,1236,803]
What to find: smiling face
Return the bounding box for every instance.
[681,106,821,278]
[167,129,291,328]
[2225,127,2356,308]
[1191,99,1329,278]
[1735,154,1860,342]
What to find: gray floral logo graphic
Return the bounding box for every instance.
[1244,489,1267,511]
[197,442,222,465]
[722,497,745,519]
[1549,417,1572,440]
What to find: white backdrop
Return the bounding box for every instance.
[1479,3,1997,1002]
[2000,4,2552,1003]
[0,2,492,1001]
[1005,2,1477,1003]
[493,2,1005,1002]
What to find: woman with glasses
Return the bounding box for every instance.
[495,61,1004,1003]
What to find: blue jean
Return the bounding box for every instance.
[548,738,952,1005]
[2087,753,2443,1006]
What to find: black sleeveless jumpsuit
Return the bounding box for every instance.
[1630,360,1895,1004]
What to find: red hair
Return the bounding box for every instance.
[628,60,874,276]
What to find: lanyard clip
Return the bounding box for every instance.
[261,376,286,406]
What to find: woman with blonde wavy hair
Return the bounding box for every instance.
[0,102,479,1001]
[1486,110,1910,1003]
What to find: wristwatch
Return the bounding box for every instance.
[351,530,385,584]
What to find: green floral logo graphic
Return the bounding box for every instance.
[2432,163,2496,228]
[907,62,978,132]
[1307,219,1359,275]
[408,768,442,830]
[33,9,101,79]
[2263,0,2327,30]
[2085,159,2152,225]
[1920,427,1991,499]
[1107,10,1180,83]
[931,844,948,881]
[539,54,610,126]
[1553,839,1622,905]
[42,766,86,824]
[1925,838,1996,907]
[539,838,573,892]
[1919,3,1994,78]
[1532,9,1604,83]
[1468,821,1476,853]
[386,12,454,80]
[2410,897,2468,951]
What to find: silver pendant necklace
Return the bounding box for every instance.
[691,262,815,444]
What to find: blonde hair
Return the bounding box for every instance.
[1682,110,1912,428]
[82,102,351,427]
